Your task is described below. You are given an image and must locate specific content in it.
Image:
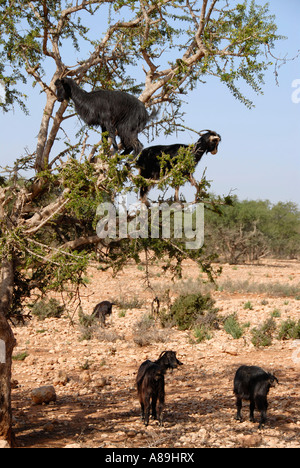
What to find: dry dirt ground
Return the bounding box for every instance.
[11,259,300,448]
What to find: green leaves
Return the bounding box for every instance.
[202,0,284,107]
[0,0,284,113]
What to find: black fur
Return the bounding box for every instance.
[234,365,279,428]
[136,350,183,426]
[136,130,221,204]
[55,78,155,156]
[92,300,114,326]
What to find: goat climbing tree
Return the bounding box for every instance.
[0,0,283,445]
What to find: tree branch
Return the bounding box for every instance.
[24,190,70,234]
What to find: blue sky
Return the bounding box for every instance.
[1,0,299,206]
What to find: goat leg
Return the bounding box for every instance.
[235,397,243,422]
[140,402,145,423]
[249,399,255,422]
[143,395,151,426]
[151,394,158,420]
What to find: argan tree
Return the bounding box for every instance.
[0,0,282,445]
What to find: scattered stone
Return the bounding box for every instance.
[53,370,69,386]
[237,434,262,448]
[11,379,19,389]
[43,422,55,432]
[92,376,108,389]
[0,440,11,449]
[198,428,209,445]
[31,386,57,405]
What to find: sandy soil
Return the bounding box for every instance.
[11,259,300,448]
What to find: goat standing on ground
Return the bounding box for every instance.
[136,350,183,426]
[136,130,221,205]
[234,365,279,429]
[55,78,156,156]
[92,300,114,326]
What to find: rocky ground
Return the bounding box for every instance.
[11,259,300,448]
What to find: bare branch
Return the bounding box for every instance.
[24,190,70,234]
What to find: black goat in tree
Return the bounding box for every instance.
[136,130,221,205]
[55,77,156,156]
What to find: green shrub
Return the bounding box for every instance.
[278,319,300,340]
[224,314,244,339]
[31,298,64,320]
[12,351,28,361]
[78,308,96,328]
[243,301,253,310]
[251,318,276,347]
[194,325,212,343]
[166,293,218,330]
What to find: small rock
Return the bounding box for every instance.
[43,422,55,432]
[53,370,69,386]
[0,440,11,449]
[31,386,57,405]
[125,429,138,438]
[11,380,19,389]
[64,443,81,449]
[198,428,208,445]
[80,371,91,384]
[92,377,108,389]
[237,434,262,448]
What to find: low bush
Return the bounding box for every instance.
[163,293,218,331]
[278,319,300,340]
[224,314,244,339]
[133,314,169,346]
[31,298,64,320]
[251,318,276,347]
[194,325,213,343]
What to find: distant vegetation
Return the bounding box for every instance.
[204,198,300,264]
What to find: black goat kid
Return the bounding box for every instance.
[55,78,155,156]
[136,351,183,426]
[136,130,221,205]
[234,365,279,429]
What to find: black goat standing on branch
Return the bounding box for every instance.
[234,365,279,429]
[136,350,183,426]
[136,130,221,205]
[55,77,156,156]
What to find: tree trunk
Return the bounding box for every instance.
[0,258,16,447]
[35,91,56,173]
